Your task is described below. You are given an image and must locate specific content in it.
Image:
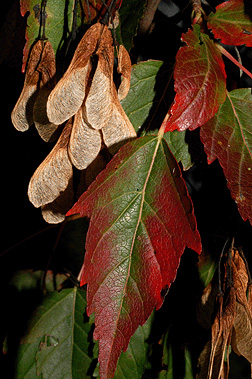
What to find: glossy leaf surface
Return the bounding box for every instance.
[67,135,201,379]
[207,0,252,47]
[200,88,252,225]
[164,25,226,132]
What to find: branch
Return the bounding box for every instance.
[138,0,161,36]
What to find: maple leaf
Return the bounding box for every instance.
[164,25,226,132]
[67,135,201,379]
[207,0,252,47]
[200,88,252,225]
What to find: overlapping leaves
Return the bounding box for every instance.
[12,0,252,378]
[162,6,252,226]
[15,285,154,379]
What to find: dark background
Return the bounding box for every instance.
[1,0,252,378]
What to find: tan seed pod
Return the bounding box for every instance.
[84,25,114,130]
[33,86,60,142]
[33,41,58,141]
[68,106,102,170]
[117,44,131,100]
[47,23,102,125]
[102,84,136,153]
[41,178,74,224]
[28,119,73,208]
[11,40,44,131]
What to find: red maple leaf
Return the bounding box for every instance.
[67,135,201,378]
[207,0,252,47]
[201,89,252,225]
[164,25,226,132]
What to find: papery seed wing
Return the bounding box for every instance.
[209,290,236,379]
[231,252,252,363]
[28,119,73,208]
[231,301,252,363]
[117,44,131,100]
[84,25,114,130]
[47,23,102,125]
[33,41,58,142]
[68,107,102,170]
[41,178,74,224]
[11,40,44,131]
[33,87,60,142]
[102,85,136,153]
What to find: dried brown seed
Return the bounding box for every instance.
[11,40,43,131]
[28,119,73,208]
[33,41,58,141]
[68,106,102,170]
[11,40,58,140]
[41,178,74,224]
[33,86,60,141]
[84,25,114,130]
[231,253,252,363]
[47,23,102,125]
[117,44,131,100]
[102,84,136,152]
[197,289,236,379]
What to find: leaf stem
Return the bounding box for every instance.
[216,43,252,80]
[158,111,170,138]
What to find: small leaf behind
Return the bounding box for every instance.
[15,288,92,379]
[121,60,163,132]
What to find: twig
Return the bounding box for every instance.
[137,0,161,36]
[217,43,252,80]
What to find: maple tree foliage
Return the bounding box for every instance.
[2,0,252,378]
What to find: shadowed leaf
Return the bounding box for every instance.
[15,288,92,379]
[200,88,252,225]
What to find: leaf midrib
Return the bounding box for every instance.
[105,135,162,371]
